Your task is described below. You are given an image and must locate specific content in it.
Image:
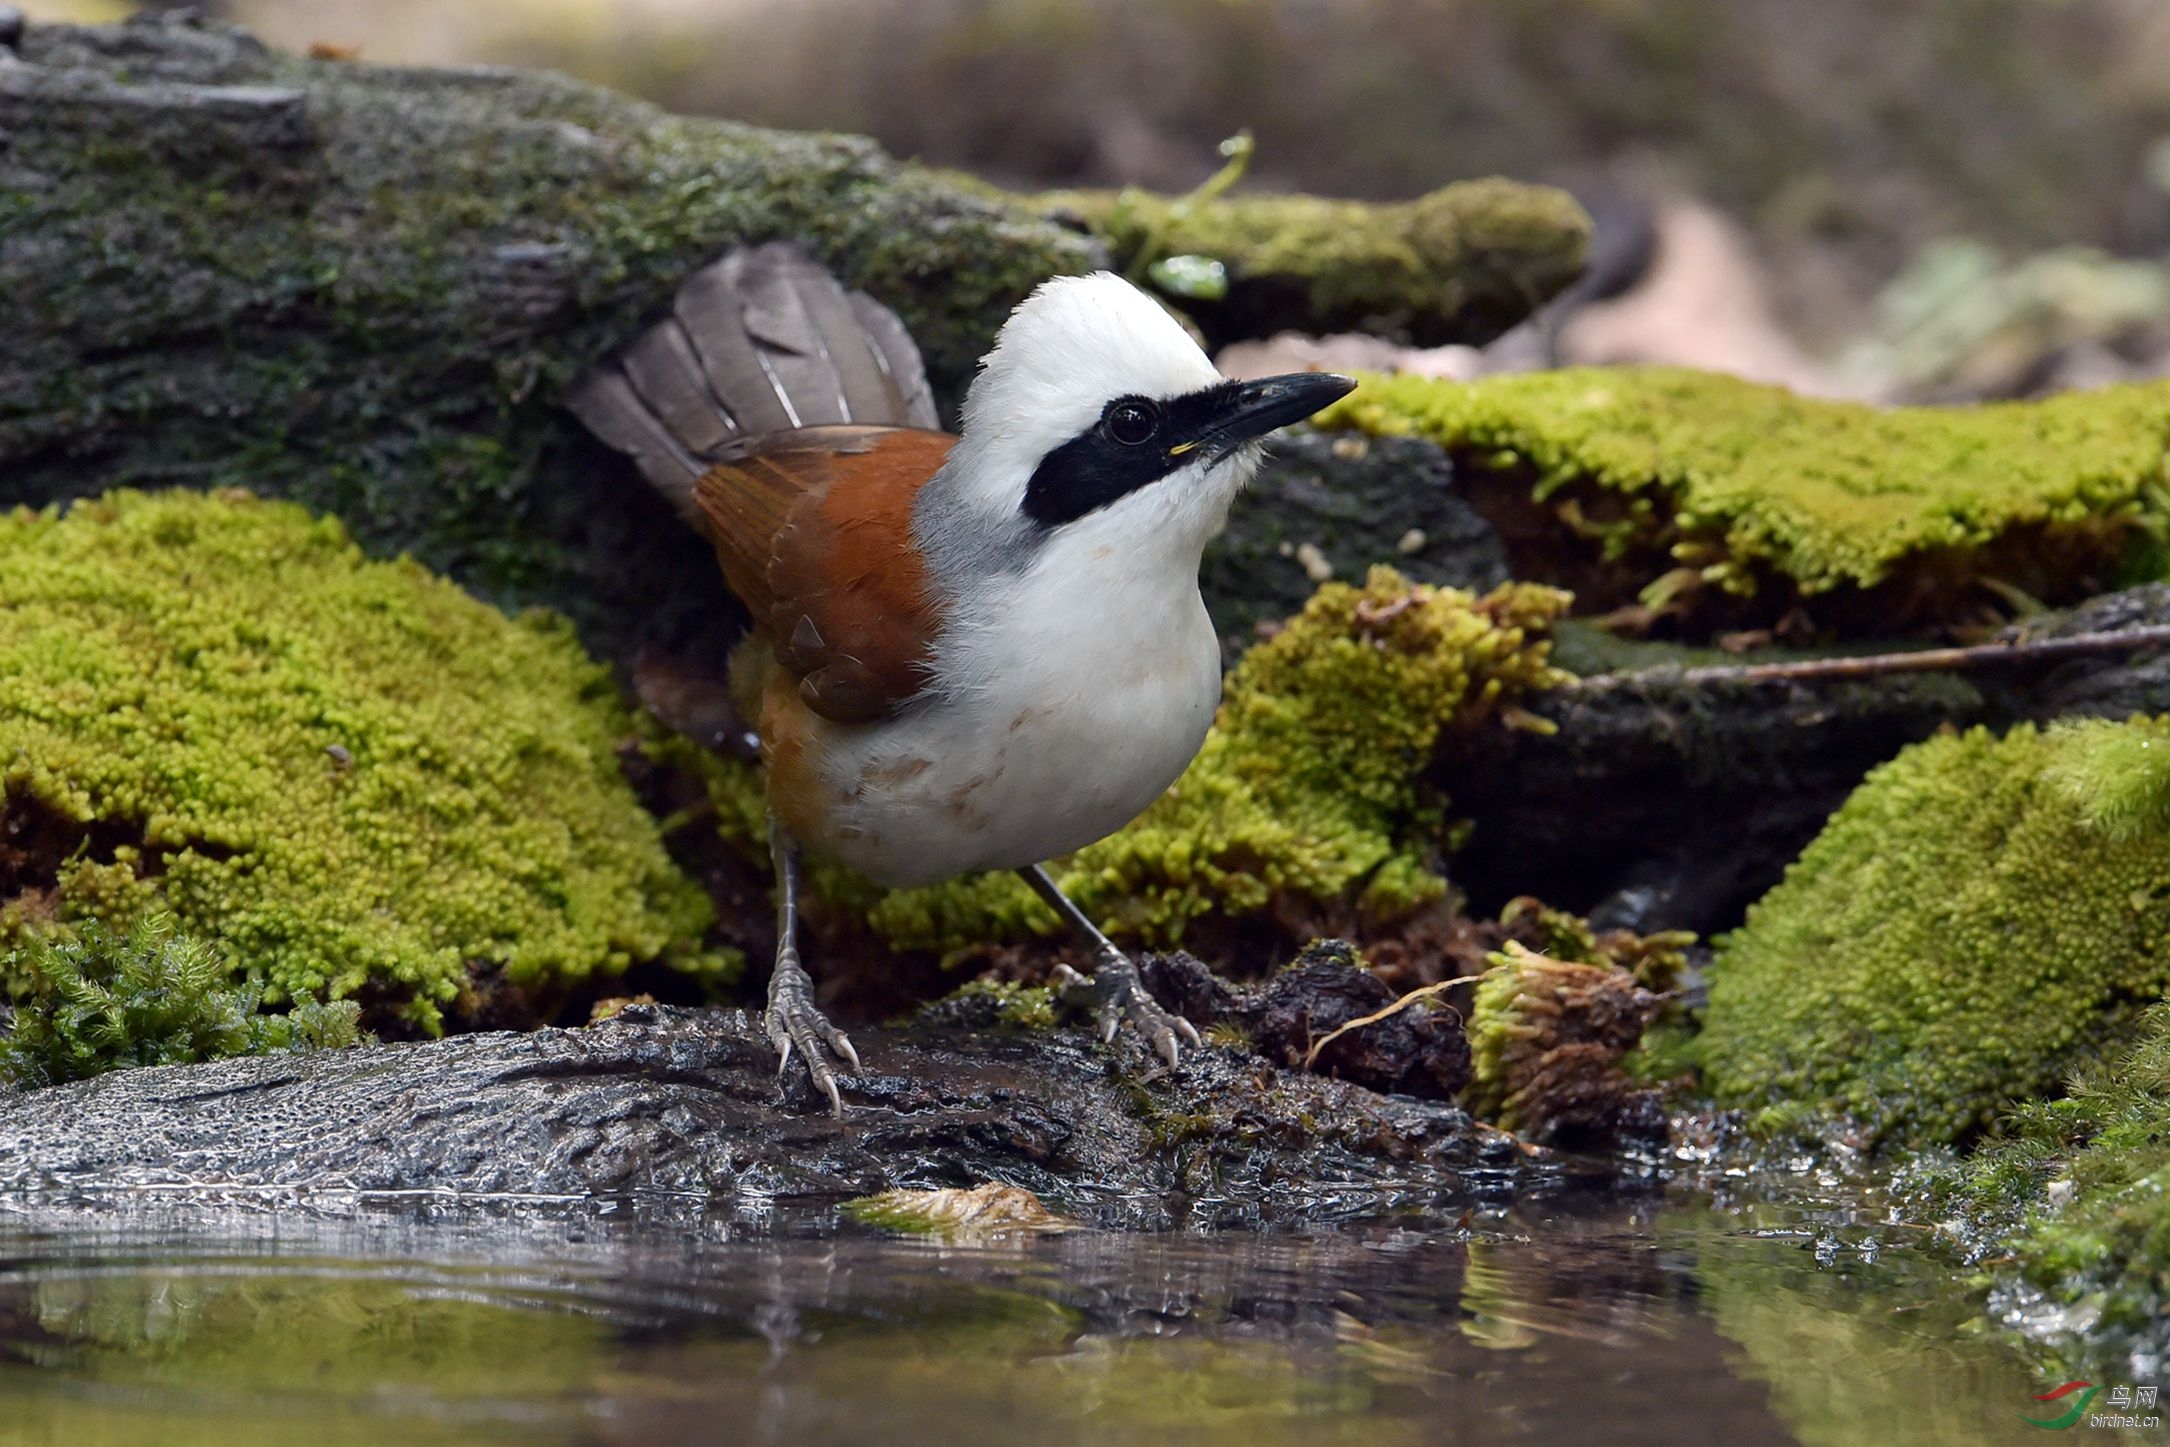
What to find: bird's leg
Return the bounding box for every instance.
[764,818,861,1116]
[1019,864,1201,1067]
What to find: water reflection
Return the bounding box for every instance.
[0,1182,2056,1447]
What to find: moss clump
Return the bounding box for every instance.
[1924,1003,2170,1357]
[2041,715,2170,842]
[0,490,721,1033]
[1316,368,2170,632]
[1031,177,1590,348]
[915,978,1060,1034]
[1700,720,2170,1147]
[0,914,361,1089]
[863,568,1571,956]
[1494,894,1693,995]
[1465,942,1661,1144]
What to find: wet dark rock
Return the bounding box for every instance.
[1450,586,2170,936]
[1204,430,1509,649]
[1140,944,1471,1101]
[0,1003,1579,1227]
[1139,950,1244,1029]
[1450,655,1981,934]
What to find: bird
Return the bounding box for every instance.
[569,243,1355,1114]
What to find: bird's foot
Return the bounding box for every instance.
[1052,951,1201,1067]
[763,951,860,1116]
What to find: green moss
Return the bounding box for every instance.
[0,490,722,1033]
[865,568,1571,956]
[1919,1002,2170,1361]
[1030,177,1591,346]
[1317,368,2170,630]
[2042,715,2170,842]
[1699,720,2170,1147]
[916,978,1060,1033]
[0,914,362,1089]
[1465,941,1658,1141]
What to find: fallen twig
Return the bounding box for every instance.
[1302,971,1488,1069]
[1570,624,2170,692]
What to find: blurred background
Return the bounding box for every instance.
[23,0,2170,400]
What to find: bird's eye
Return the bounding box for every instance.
[1104,399,1160,446]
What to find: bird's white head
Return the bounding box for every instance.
[924,272,1354,574]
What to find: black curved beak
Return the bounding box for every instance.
[1207,371,1359,447]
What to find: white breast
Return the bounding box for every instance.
[802,527,1224,889]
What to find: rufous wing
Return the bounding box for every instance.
[691,425,956,725]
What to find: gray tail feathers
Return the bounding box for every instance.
[565,243,939,524]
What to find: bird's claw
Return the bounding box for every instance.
[1052,954,1201,1067]
[764,955,859,1117]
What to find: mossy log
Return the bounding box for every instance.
[0,13,1100,662]
[1033,178,1592,349]
[0,13,1588,666]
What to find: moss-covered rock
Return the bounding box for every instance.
[1317,367,2170,634]
[1032,177,1591,349]
[1699,720,2170,1147]
[1923,1002,2170,1366]
[0,490,719,1034]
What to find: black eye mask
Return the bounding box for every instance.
[1021,373,1356,530]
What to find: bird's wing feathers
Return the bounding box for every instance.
[571,243,954,724]
[848,292,941,429]
[693,425,957,724]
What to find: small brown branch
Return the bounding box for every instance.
[1570,624,2170,693]
[1302,971,1488,1069]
